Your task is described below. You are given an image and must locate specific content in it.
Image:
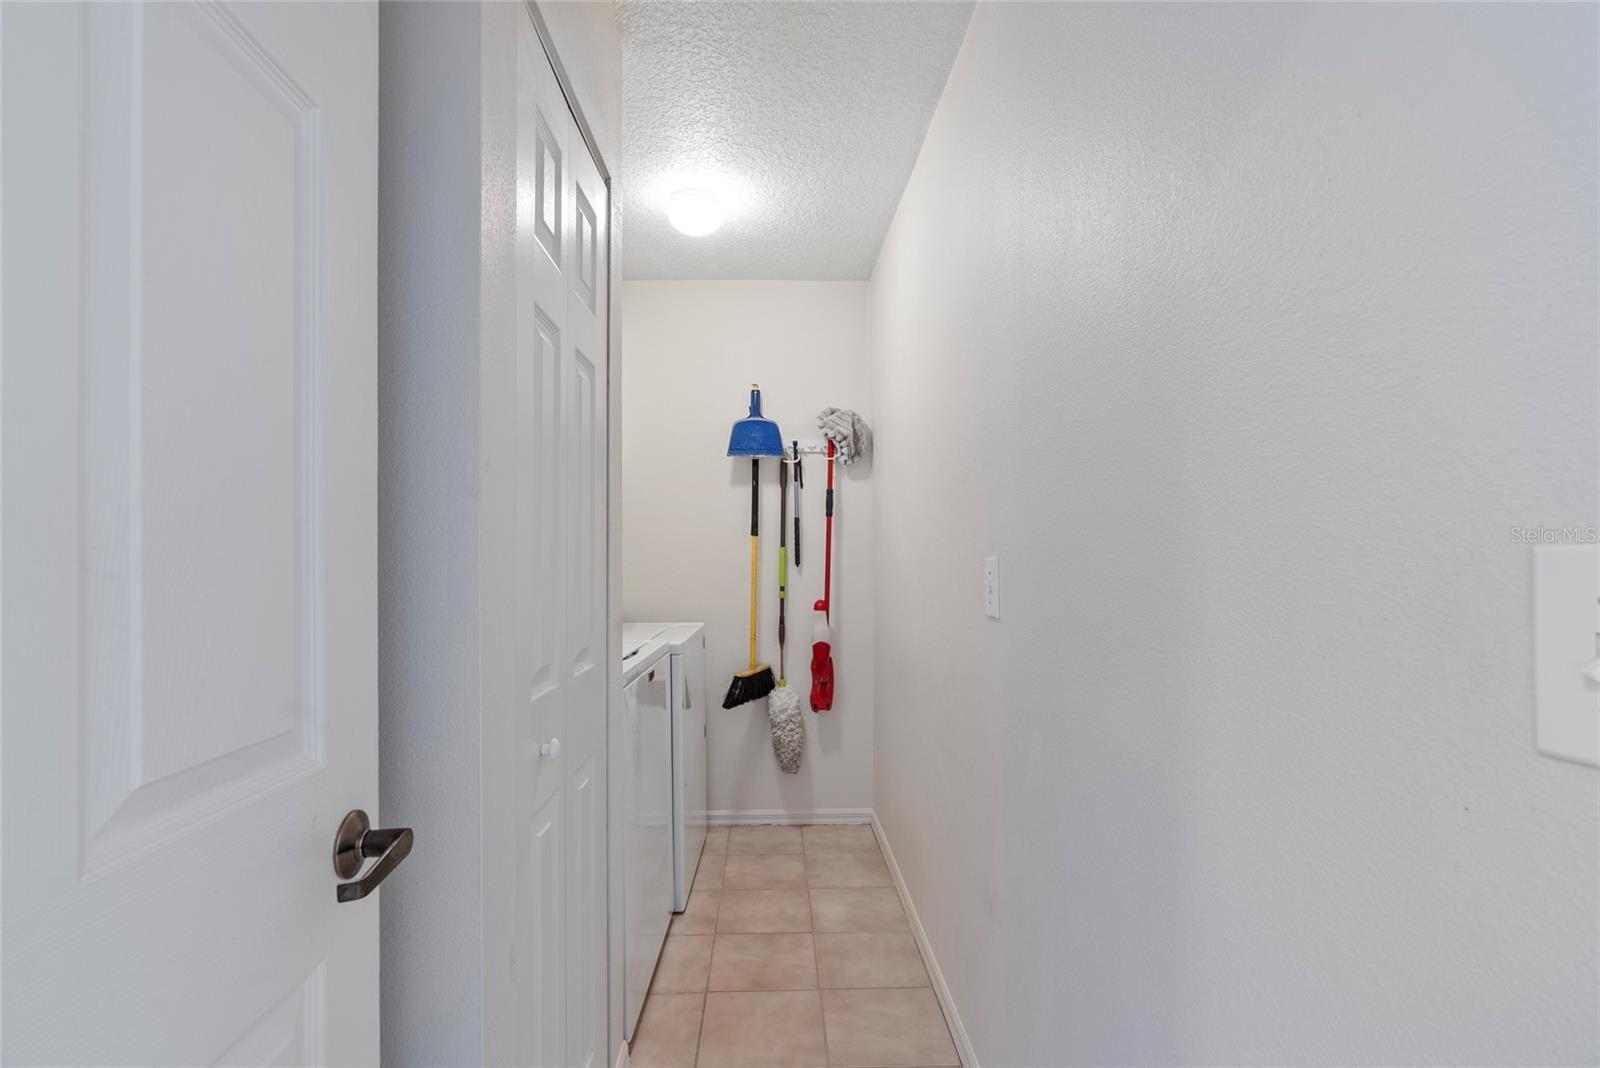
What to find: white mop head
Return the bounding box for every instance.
[768,686,804,774]
[816,408,871,465]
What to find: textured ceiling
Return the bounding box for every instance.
[620,1,974,280]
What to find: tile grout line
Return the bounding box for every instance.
[690,834,721,1068]
[803,826,832,1068]
[690,990,707,1068]
[676,828,940,1067]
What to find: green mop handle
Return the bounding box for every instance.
[778,457,788,683]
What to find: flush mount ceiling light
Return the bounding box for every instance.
[667,188,723,236]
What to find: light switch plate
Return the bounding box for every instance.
[984,555,1000,620]
[1533,545,1600,767]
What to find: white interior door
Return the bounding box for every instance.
[3,2,382,1063]
[513,10,610,1068]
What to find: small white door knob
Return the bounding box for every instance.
[540,737,562,759]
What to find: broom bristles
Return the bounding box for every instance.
[723,665,776,708]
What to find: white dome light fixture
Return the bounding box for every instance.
[667,188,723,236]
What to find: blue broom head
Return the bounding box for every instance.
[727,386,784,457]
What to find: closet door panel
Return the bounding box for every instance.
[511,10,609,1068]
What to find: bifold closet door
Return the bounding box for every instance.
[512,9,610,1068]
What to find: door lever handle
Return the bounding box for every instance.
[333,809,414,903]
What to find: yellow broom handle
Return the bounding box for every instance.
[748,534,759,668]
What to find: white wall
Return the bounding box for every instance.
[377,6,493,1060]
[623,281,875,816]
[871,4,1598,1065]
[379,4,622,1064]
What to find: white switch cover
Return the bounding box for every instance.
[984,556,1000,620]
[1534,545,1600,767]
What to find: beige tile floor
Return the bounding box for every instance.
[629,824,960,1068]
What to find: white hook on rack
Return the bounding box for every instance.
[780,439,831,464]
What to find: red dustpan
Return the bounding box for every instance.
[810,440,835,711]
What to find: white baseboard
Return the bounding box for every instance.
[705,808,873,826]
[871,812,979,1068]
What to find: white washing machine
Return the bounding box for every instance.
[619,629,672,1041]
